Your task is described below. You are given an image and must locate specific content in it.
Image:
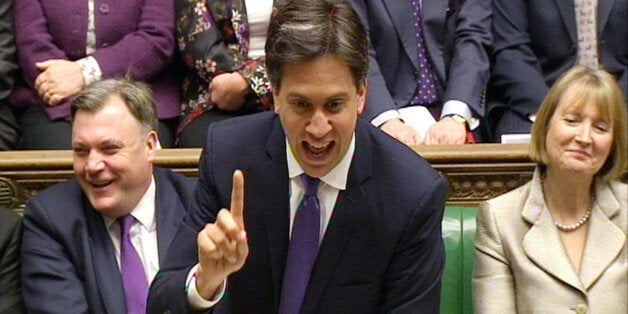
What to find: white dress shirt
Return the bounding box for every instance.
[187,134,356,309]
[103,177,159,283]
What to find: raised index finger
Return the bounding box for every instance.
[230,169,245,230]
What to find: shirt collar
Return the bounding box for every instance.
[286,133,355,191]
[103,176,157,230]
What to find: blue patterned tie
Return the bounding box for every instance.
[411,0,439,105]
[119,215,149,314]
[279,175,321,314]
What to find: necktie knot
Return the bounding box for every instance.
[302,175,320,197]
[119,214,136,237]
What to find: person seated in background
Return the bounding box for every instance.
[347,0,491,145]
[0,0,18,151]
[0,206,25,313]
[148,0,448,312]
[487,0,627,142]
[20,78,196,313]
[473,66,627,313]
[175,0,274,148]
[8,0,181,149]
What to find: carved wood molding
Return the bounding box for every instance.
[0,144,535,210]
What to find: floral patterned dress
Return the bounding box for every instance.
[176,0,274,135]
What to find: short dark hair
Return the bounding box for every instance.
[71,78,158,133]
[265,0,368,90]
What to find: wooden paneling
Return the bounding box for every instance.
[0,144,535,212]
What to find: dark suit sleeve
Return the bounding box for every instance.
[383,174,448,313]
[149,124,227,313]
[21,199,90,313]
[0,208,25,314]
[443,0,491,115]
[490,0,550,116]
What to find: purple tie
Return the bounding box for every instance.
[411,0,438,105]
[279,175,321,314]
[119,215,148,314]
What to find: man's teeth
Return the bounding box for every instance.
[309,143,329,154]
[92,181,112,188]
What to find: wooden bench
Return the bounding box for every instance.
[0,144,534,213]
[3,144,601,313]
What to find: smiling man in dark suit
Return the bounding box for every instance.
[20,79,196,313]
[148,0,448,313]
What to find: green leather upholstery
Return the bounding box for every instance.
[441,206,478,314]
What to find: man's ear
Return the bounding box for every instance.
[273,89,281,114]
[145,131,159,161]
[356,81,367,115]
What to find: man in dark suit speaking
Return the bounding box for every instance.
[148,0,449,312]
[20,79,196,313]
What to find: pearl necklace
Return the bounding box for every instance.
[553,209,592,232]
[541,170,594,232]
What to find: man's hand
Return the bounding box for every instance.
[380,119,424,146]
[195,170,249,300]
[35,60,86,106]
[424,117,467,145]
[210,72,250,111]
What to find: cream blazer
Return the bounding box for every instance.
[473,168,627,313]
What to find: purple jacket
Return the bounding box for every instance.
[10,0,180,120]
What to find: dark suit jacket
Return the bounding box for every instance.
[349,0,491,122]
[0,207,25,313]
[21,168,196,314]
[9,0,180,121]
[148,112,449,313]
[487,0,628,135]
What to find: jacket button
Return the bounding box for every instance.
[99,4,109,14]
[574,303,588,314]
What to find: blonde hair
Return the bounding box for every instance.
[529,66,627,181]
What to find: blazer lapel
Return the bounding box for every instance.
[383,0,420,70]
[554,0,578,45]
[301,126,372,312]
[85,201,127,313]
[154,172,185,263]
[597,0,615,35]
[255,119,291,309]
[579,181,625,289]
[521,172,584,292]
[421,0,448,80]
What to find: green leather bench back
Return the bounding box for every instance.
[441,206,478,314]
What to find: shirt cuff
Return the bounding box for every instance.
[186,264,226,310]
[371,109,401,128]
[440,100,480,130]
[76,56,103,86]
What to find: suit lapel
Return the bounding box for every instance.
[154,171,185,263]
[383,0,420,70]
[554,0,578,45]
[257,119,291,309]
[597,0,615,35]
[521,171,584,292]
[579,181,625,289]
[421,0,448,80]
[302,126,372,312]
[85,200,127,313]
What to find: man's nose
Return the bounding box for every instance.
[306,110,332,137]
[85,153,105,172]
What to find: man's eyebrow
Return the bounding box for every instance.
[285,91,350,100]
